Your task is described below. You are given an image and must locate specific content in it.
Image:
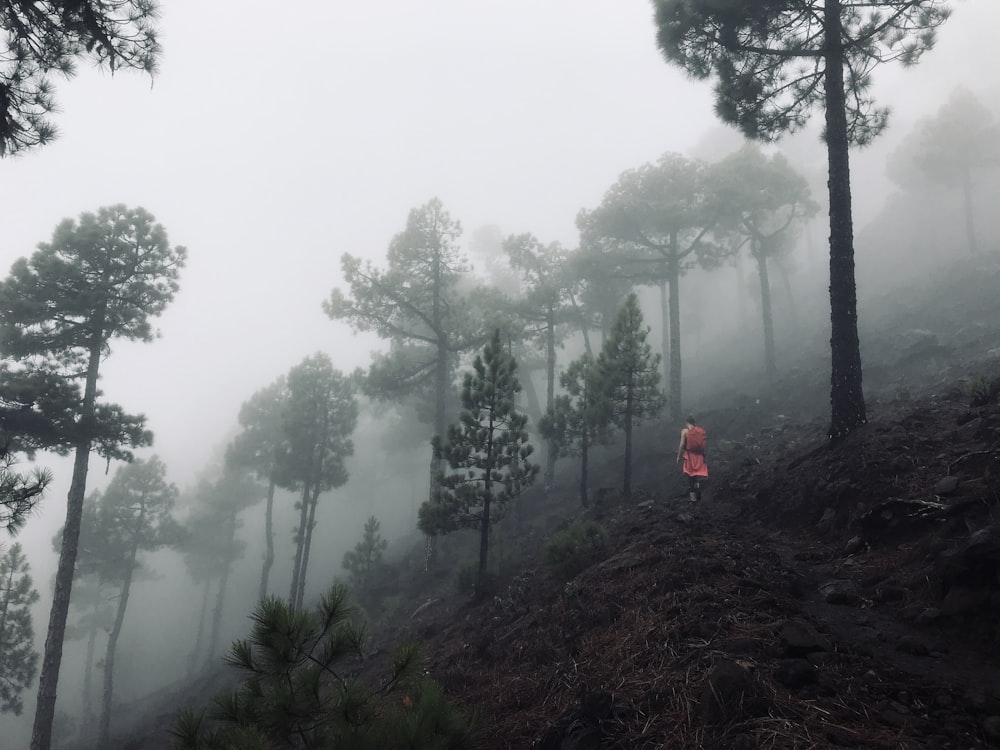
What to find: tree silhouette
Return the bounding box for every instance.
[503,233,588,490]
[598,294,665,502]
[887,87,1000,256]
[578,152,720,418]
[0,543,38,715]
[710,144,817,374]
[652,0,952,439]
[0,0,160,155]
[342,516,388,600]
[92,456,180,749]
[280,354,357,609]
[0,204,185,750]
[419,330,538,591]
[226,376,288,601]
[539,353,610,507]
[325,199,482,507]
[171,585,476,749]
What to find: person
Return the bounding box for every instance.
[676,415,708,502]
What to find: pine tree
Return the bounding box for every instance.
[279,354,358,609]
[419,330,539,591]
[539,353,611,507]
[0,543,39,715]
[652,0,952,439]
[92,456,180,749]
[170,585,476,749]
[0,205,186,750]
[598,294,665,502]
[0,1,160,156]
[342,516,388,598]
[226,376,289,601]
[0,448,50,534]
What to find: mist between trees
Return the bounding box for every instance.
[1,1,999,748]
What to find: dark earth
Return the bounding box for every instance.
[101,254,1000,749]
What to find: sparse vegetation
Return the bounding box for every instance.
[454,560,478,596]
[967,372,1000,407]
[170,585,476,750]
[544,520,609,579]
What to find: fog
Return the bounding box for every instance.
[2,1,999,746]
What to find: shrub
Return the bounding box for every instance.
[454,560,478,596]
[544,520,609,579]
[967,372,1000,407]
[170,585,476,750]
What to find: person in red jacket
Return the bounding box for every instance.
[677,415,708,502]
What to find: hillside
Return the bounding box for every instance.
[101,253,1000,749]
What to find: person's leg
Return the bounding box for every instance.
[688,475,699,502]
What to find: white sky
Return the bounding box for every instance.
[2,0,999,597]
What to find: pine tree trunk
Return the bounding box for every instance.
[961,168,978,255]
[521,369,543,425]
[580,427,590,507]
[623,371,634,502]
[477,417,496,594]
[755,239,777,376]
[667,238,683,420]
[568,292,593,356]
[824,0,866,440]
[258,474,276,602]
[98,542,139,750]
[296,487,321,609]
[209,513,236,660]
[288,483,311,606]
[544,305,557,491]
[83,611,98,726]
[659,281,670,395]
[187,580,211,677]
[32,334,103,750]
[735,251,749,337]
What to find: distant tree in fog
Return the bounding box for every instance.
[324,199,484,506]
[226,376,289,601]
[0,542,39,715]
[279,354,357,610]
[90,456,180,750]
[578,152,720,419]
[539,353,611,507]
[342,515,388,599]
[598,294,665,502]
[503,233,589,491]
[651,0,952,440]
[710,144,818,375]
[171,585,475,749]
[419,330,538,593]
[887,87,1000,256]
[0,1,160,156]
[0,204,185,750]
[178,477,250,674]
[56,500,122,733]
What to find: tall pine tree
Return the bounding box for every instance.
[419,330,539,591]
[0,205,185,750]
[651,0,952,439]
[598,294,665,502]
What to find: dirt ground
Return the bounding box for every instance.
[399,258,1000,749]
[409,389,1000,749]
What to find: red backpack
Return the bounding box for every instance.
[686,426,706,454]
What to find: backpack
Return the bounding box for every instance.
[686,426,706,454]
